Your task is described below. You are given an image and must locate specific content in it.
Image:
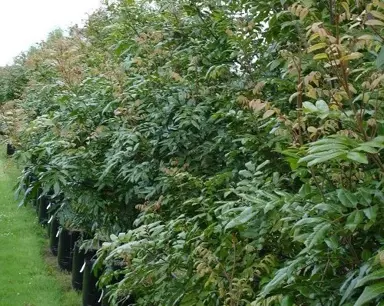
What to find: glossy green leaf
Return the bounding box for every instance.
[338,189,358,208]
[354,282,384,306]
[347,152,368,164]
[356,269,384,288]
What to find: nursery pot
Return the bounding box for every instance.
[34,188,43,211]
[38,195,49,225]
[82,257,102,306]
[47,217,51,238]
[73,246,98,292]
[72,241,87,291]
[47,202,59,238]
[6,143,15,156]
[58,229,80,271]
[47,210,55,238]
[49,217,60,256]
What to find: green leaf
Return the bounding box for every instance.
[308,144,347,154]
[256,160,270,171]
[298,149,347,165]
[225,207,256,230]
[337,189,358,208]
[307,126,317,133]
[307,42,328,53]
[264,201,277,213]
[341,2,350,19]
[354,282,384,306]
[281,295,294,306]
[342,52,363,61]
[261,266,289,296]
[304,222,331,250]
[239,170,253,178]
[269,59,281,71]
[354,145,378,154]
[325,236,340,250]
[245,161,255,172]
[356,269,384,288]
[315,100,329,113]
[347,152,368,164]
[340,273,359,305]
[307,151,346,166]
[302,0,314,7]
[303,101,318,112]
[312,137,353,146]
[363,136,384,148]
[365,19,384,26]
[313,203,344,213]
[358,189,373,206]
[53,182,60,196]
[340,265,371,305]
[362,249,372,261]
[345,210,364,232]
[363,205,378,221]
[294,217,322,227]
[313,53,328,60]
[370,10,384,21]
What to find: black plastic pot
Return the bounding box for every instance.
[33,188,43,211]
[47,217,51,238]
[6,143,15,156]
[47,201,59,237]
[58,229,80,271]
[49,217,60,256]
[38,196,49,225]
[72,241,87,291]
[83,258,102,306]
[47,209,55,238]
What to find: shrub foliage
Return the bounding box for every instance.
[3,0,384,305]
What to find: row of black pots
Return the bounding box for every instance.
[74,245,134,306]
[28,177,134,305]
[47,215,104,305]
[32,186,103,306]
[46,217,133,305]
[38,193,50,225]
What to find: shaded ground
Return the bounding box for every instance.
[0,152,80,306]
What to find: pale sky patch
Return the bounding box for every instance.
[0,0,102,66]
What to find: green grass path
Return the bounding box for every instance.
[0,153,80,306]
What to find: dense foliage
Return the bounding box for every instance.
[3,0,384,304]
[0,55,28,103]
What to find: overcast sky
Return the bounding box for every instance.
[0,0,102,66]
